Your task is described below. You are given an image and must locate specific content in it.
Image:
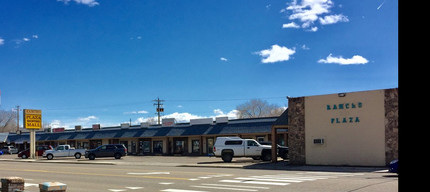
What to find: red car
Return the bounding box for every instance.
[17,145,53,159]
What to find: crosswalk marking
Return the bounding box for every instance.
[163,172,363,192]
[191,185,258,191]
[235,177,304,183]
[161,189,208,192]
[219,179,290,186]
[200,184,269,189]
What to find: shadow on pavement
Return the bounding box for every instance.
[243,160,388,172]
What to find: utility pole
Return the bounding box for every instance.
[153,97,164,125]
[15,105,20,134]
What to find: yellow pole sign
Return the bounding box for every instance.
[23,109,42,129]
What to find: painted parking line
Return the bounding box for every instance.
[161,189,208,192]
[190,183,269,191]
[219,179,290,186]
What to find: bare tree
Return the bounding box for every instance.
[0,109,17,133]
[236,99,285,119]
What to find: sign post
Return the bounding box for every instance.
[23,109,42,159]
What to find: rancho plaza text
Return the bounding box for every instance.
[327,102,362,124]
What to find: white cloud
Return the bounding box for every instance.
[282,22,300,28]
[49,120,63,128]
[23,38,30,42]
[213,109,239,119]
[135,109,238,124]
[32,35,38,39]
[319,14,349,25]
[318,53,368,65]
[58,0,99,7]
[220,57,228,61]
[0,38,4,45]
[256,44,296,63]
[282,0,348,32]
[124,110,149,115]
[78,115,98,121]
[301,44,310,50]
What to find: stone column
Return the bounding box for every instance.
[385,88,399,165]
[287,97,306,165]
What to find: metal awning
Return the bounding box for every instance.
[0,133,8,143]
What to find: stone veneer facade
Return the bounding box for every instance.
[384,88,399,165]
[287,97,306,165]
[288,88,399,166]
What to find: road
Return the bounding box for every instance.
[0,157,398,192]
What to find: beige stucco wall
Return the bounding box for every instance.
[304,89,386,166]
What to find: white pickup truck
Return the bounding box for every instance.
[43,144,86,160]
[213,137,272,162]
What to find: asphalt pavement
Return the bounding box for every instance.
[0,153,389,173]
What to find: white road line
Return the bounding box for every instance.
[304,172,364,176]
[159,182,174,185]
[219,180,289,186]
[125,187,143,189]
[266,174,337,178]
[235,177,304,183]
[108,189,127,192]
[208,174,232,177]
[24,183,39,187]
[128,172,170,175]
[201,183,269,189]
[191,185,258,191]
[161,189,208,192]
[188,178,200,181]
[251,175,333,180]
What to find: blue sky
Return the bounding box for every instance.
[0,0,398,129]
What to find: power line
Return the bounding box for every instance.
[153,97,164,125]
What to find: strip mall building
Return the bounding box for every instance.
[2,88,398,167]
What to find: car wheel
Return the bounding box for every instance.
[21,154,28,159]
[114,153,121,159]
[252,156,261,160]
[74,153,81,159]
[221,153,233,163]
[47,154,54,160]
[89,154,95,160]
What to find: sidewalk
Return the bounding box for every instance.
[0,154,388,172]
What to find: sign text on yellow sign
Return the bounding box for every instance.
[23,109,42,129]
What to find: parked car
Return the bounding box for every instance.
[1,146,18,154]
[259,141,289,160]
[43,144,86,160]
[389,159,398,174]
[17,145,53,159]
[85,144,127,160]
[213,137,272,162]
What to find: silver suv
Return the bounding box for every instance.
[1,146,18,154]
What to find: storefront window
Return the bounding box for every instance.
[192,140,200,153]
[143,141,150,153]
[153,141,163,153]
[89,140,102,149]
[174,140,184,154]
[207,138,214,155]
[83,142,89,149]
